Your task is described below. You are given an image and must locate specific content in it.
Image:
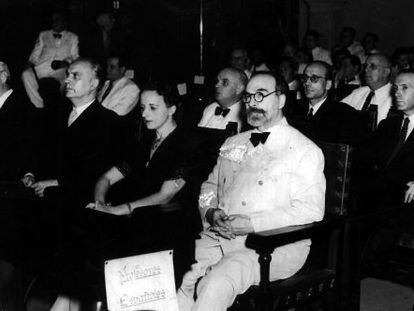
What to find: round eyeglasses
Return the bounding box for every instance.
[242,90,279,103]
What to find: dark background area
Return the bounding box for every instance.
[0,0,299,87]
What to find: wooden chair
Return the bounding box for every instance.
[230,142,353,311]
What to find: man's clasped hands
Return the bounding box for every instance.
[206,208,254,239]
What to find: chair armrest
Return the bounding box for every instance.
[246,217,341,253]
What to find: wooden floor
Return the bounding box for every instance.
[361,278,414,311]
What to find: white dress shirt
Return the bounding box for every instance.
[98,77,140,116]
[0,89,13,110]
[309,97,328,115]
[68,100,94,126]
[404,114,414,141]
[341,83,392,125]
[198,101,243,132]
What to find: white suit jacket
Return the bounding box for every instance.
[98,77,140,116]
[29,30,79,78]
[198,118,325,251]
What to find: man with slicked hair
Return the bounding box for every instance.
[198,67,247,133]
[178,72,325,311]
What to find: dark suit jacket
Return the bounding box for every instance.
[56,99,123,205]
[0,90,30,180]
[356,115,414,206]
[286,96,357,144]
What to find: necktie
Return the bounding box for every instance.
[100,81,113,103]
[307,107,314,120]
[68,109,78,127]
[361,91,375,111]
[250,132,270,147]
[53,33,62,39]
[215,106,230,117]
[387,117,410,165]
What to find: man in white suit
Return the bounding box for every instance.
[178,72,325,311]
[98,55,140,116]
[21,13,79,108]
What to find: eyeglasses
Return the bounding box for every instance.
[242,90,279,103]
[299,74,327,84]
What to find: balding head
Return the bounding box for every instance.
[215,67,247,107]
[364,53,391,90]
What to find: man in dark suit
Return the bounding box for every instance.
[22,58,125,307]
[286,61,356,144]
[23,58,122,205]
[0,61,30,180]
[358,69,414,207]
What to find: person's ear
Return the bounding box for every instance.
[120,66,126,76]
[91,77,99,90]
[278,94,286,109]
[326,80,332,91]
[168,105,176,116]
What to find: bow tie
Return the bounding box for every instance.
[53,33,62,39]
[250,132,270,147]
[215,106,230,117]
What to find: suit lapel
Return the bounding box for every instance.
[67,100,99,129]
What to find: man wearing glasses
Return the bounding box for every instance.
[178,72,325,311]
[341,53,393,127]
[287,61,356,144]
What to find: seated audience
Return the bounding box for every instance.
[340,26,365,63]
[335,54,362,99]
[341,53,393,127]
[303,29,332,65]
[230,47,252,79]
[286,61,356,144]
[98,55,140,116]
[198,67,247,133]
[357,69,414,208]
[21,13,79,108]
[177,71,325,311]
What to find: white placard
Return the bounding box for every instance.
[193,75,205,85]
[177,83,187,96]
[105,250,178,311]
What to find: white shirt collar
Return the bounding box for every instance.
[309,96,328,115]
[373,82,392,97]
[0,89,13,110]
[72,99,95,115]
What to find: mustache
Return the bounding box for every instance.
[247,107,266,114]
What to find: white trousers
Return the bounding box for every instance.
[21,67,66,108]
[177,233,309,311]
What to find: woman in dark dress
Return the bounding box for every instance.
[89,82,190,215]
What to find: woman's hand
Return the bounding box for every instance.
[86,202,130,216]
